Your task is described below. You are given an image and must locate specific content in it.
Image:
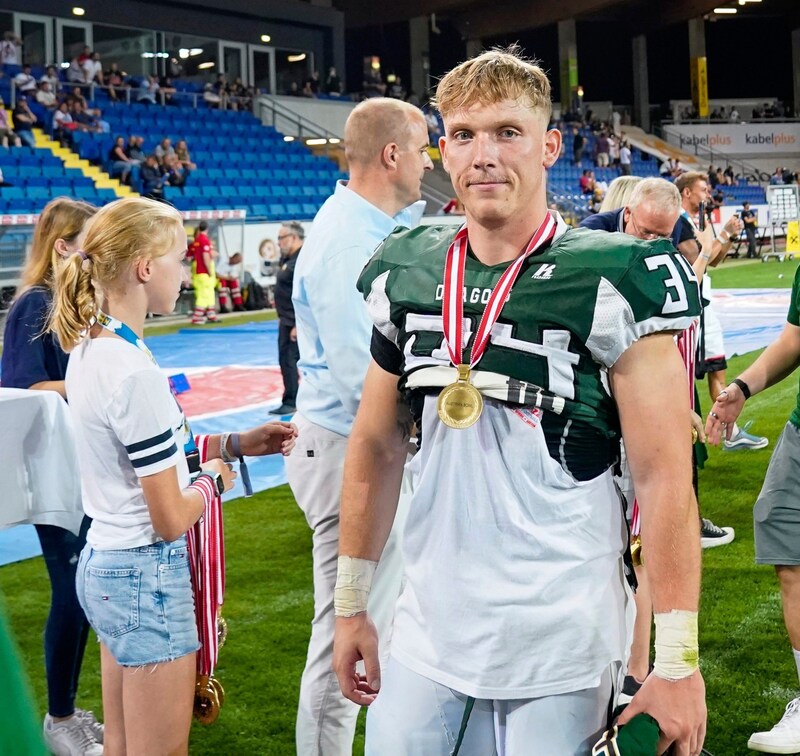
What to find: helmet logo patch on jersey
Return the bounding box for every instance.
[532,263,556,280]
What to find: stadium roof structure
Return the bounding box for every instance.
[332,0,800,39]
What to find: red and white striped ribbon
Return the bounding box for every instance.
[187,436,225,677]
[442,212,557,369]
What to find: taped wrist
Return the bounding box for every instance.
[334,556,378,617]
[653,609,699,681]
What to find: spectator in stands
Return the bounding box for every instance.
[14,64,36,96]
[729,106,740,123]
[213,74,232,109]
[619,139,632,175]
[136,74,160,105]
[324,66,343,95]
[66,55,85,85]
[771,167,785,185]
[741,201,759,258]
[203,82,221,107]
[660,157,684,178]
[158,75,177,106]
[303,70,321,97]
[0,98,20,148]
[386,74,406,100]
[12,96,36,148]
[104,63,126,102]
[579,168,595,195]
[572,126,585,165]
[230,78,252,111]
[162,153,186,188]
[715,167,727,186]
[1,197,101,756]
[125,134,145,162]
[724,165,735,184]
[140,154,166,199]
[707,164,718,188]
[608,133,620,166]
[154,137,174,165]
[174,139,195,172]
[36,79,57,110]
[53,101,75,146]
[424,107,442,145]
[595,131,610,167]
[39,65,59,92]
[71,100,103,134]
[362,68,386,99]
[0,30,21,65]
[82,52,103,87]
[108,136,137,184]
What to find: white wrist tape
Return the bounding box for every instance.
[653,609,699,681]
[334,556,378,617]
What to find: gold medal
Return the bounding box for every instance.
[194,674,221,725]
[211,675,226,707]
[630,534,643,567]
[437,364,483,429]
[217,615,228,649]
[691,426,698,444]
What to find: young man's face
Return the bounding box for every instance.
[439,98,560,228]
[683,179,708,213]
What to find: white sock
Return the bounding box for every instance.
[793,648,800,686]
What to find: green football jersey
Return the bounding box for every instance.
[358,222,702,481]
[786,264,800,429]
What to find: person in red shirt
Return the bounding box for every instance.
[188,221,219,324]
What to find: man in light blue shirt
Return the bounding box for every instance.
[286,97,431,756]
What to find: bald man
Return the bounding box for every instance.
[286,98,432,756]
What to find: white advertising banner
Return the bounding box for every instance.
[665,124,800,155]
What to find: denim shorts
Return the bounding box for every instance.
[76,538,199,666]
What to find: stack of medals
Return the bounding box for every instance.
[437,212,557,429]
[188,484,226,724]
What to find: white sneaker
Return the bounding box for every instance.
[75,709,104,744]
[43,713,103,756]
[749,697,800,753]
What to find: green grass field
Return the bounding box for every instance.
[1,265,798,754]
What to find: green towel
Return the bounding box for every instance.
[592,712,660,756]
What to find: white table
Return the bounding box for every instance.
[0,388,83,536]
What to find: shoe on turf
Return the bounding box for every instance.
[43,713,103,756]
[700,518,735,548]
[748,697,800,753]
[617,675,644,705]
[75,708,103,744]
[269,403,296,416]
[724,420,769,451]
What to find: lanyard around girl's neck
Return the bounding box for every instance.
[97,311,200,467]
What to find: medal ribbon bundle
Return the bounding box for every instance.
[187,484,227,724]
[438,212,557,429]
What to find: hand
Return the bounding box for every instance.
[704,383,747,444]
[695,225,715,259]
[725,215,743,236]
[690,410,706,444]
[333,613,381,706]
[201,457,236,492]
[237,421,298,457]
[618,671,706,756]
[290,326,297,342]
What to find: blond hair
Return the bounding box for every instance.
[344,98,424,168]
[674,171,706,196]
[434,45,552,122]
[49,197,184,351]
[599,176,643,212]
[18,197,96,294]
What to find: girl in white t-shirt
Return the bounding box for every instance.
[49,196,297,755]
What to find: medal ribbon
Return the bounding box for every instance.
[187,491,224,676]
[98,312,225,675]
[442,212,557,369]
